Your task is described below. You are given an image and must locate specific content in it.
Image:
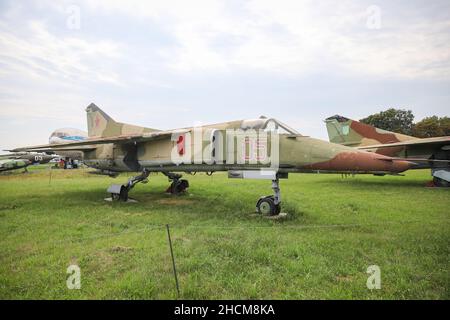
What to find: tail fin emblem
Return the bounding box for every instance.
[95,115,101,128]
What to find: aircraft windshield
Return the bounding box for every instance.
[241,118,300,135]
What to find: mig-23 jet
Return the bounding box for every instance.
[12,104,412,215]
[325,115,450,187]
[0,152,56,173]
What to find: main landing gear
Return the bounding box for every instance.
[433,176,450,187]
[106,170,190,201]
[432,169,450,187]
[107,169,150,201]
[163,172,189,194]
[256,177,281,215]
[228,170,286,216]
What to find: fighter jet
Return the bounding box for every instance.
[325,115,450,187]
[0,158,30,172]
[12,104,412,215]
[0,152,55,172]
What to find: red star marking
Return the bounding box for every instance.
[95,115,101,128]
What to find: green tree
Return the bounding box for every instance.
[360,108,415,135]
[412,116,450,138]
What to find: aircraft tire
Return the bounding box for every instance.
[111,193,120,201]
[170,179,189,194]
[178,179,189,192]
[433,177,450,187]
[119,186,129,201]
[256,197,277,215]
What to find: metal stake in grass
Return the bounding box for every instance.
[166,224,180,298]
[48,165,53,185]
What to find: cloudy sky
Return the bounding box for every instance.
[1,0,449,151]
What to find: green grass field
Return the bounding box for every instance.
[0,166,448,299]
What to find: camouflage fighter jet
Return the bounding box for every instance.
[325,115,450,187]
[12,104,412,215]
[0,158,30,172]
[0,152,55,172]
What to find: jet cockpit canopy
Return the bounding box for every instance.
[240,116,300,135]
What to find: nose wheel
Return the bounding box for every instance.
[257,196,281,215]
[256,178,281,215]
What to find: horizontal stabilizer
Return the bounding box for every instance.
[358,136,450,150]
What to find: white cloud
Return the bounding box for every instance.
[0,84,88,124]
[0,0,449,152]
[2,0,449,83]
[0,20,123,85]
[78,0,450,79]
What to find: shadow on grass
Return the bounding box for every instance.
[10,187,271,220]
[0,170,28,176]
[7,185,314,226]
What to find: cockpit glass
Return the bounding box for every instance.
[262,119,299,135]
[241,118,300,135]
[263,120,277,132]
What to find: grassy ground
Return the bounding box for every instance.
[0,165,448,299]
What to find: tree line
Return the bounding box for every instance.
[360,108,450,138]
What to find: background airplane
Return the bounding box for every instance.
[0,158,30,173]
[48,128,87,160]
[1,128,87,172]
[0,152,56,172]
[12,104,412,215]
[325,115,450,187]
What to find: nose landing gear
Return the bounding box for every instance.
[256,177,281,216]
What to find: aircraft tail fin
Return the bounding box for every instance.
[86,103,158,138]
[324,115,417,147]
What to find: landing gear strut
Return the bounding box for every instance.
[163,172,189,194]
[107,169,150,201]
[256,177,281,215]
